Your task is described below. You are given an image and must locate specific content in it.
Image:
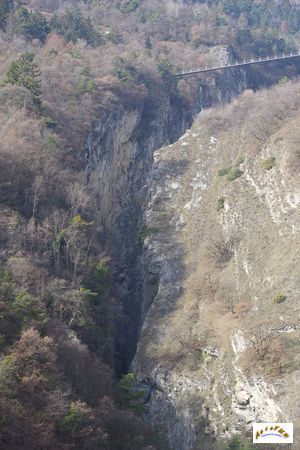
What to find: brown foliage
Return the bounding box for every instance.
[242,324,292,378]
[12,329,56,403]
[208,236,235,266]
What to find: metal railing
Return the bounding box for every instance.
[174,52,300,77]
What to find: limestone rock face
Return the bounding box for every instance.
[133,83,300,449]
[84,47,247,373]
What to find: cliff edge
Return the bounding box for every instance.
[134,81,300,450]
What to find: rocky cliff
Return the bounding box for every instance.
[133,82,300,449]
[84,47,247,375]
[84,44,300,449]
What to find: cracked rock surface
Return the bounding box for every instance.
[133,83,300,449]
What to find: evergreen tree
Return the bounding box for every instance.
[116,373,145,415]
[0,0,13,30]
[145,34,152,50]
[13,7,50,42]
[50,8,103,46]
[1,52,42,105]
[226,435,255,450]
[157,58,176,80]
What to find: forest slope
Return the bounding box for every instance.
[0,1,300,449]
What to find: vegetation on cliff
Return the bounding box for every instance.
[0,0,299,449]
[134,79,300,450]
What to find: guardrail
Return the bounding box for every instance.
[174,52,300,77]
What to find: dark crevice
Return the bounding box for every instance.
[84,54,300,378]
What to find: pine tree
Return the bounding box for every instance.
[50,8,103,46]
[13,7,50,42]
[1,52,42,105]
[0,0,13,30]
[145,35,152,50]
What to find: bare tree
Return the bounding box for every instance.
[208,237,234,265]
[250,326,271,361]
[226,296,236,314]
[205,273,218,301]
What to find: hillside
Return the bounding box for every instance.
[134,81,300,449]
[0,0,299,449]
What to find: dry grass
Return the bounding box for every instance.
[242,329,293,379]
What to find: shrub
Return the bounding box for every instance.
[145,35,152,50]
[74,69,95,96]
[42,116,58,130]
[59,401,93,435]
[218,166,232,177]
[12,291,46,326]
[217,197,225,211]
[227,168,243,181]
[47,133,56,151]
[95,258,109,275]
[234,29,252,46]
[86,259,110,299]
[273,294,286,304]
[106,29,122,44]
[222,0,242,19]
[157,58,176,79]
[116,373,144,414]
[113,57,138,83]
[138,225,158,244]
[0,355,17,396]
[226,435,255,450]
[68,47,83,59]
[0,272,20,348]
[278,76,289,85]
[0,286,45,350]
[69,214,93,227]
[119,0,141,14]
[262,156,276,170]
[235,156,245,166]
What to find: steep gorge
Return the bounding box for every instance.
[1,0,300,447]
[84,47,247,375]
[84,50,300,449]
[133,83,300,449]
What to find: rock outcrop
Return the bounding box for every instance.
[84,47,247,374]
[133,82,300,449]
[85,44,300,449]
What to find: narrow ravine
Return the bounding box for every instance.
[84,47,300,449]
[84,47,248,375]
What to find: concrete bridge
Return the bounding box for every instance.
[174,52,300,77]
